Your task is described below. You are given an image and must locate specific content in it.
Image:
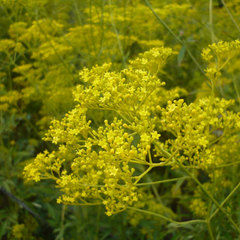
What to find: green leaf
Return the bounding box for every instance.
[178,45,186,66]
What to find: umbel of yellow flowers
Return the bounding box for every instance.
[24,45,240,216]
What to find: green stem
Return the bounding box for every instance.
[215,160,240,169]
[207,219,215,240]
[181,165,240,234]
[108,0,126,67]
[209,0,215,43]
[209,182,240,221]
[221,0,240,33]
[232,76,240,105]
[127,206,206,225]
[95,205,101,240]
[143,0,209,83]
[136,176,190,186]
[60,205,66,240]
[153,141,240,234]
[134,166,152,184]
[207,201,215,239]
[146,151,162,202]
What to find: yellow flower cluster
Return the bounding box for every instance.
[202,40,240,62]
[23,39,240,220]
[0,90,22,112]
[12,224,25,239]
[0,0,201,135]
[2,0,240,237]
[74,47,180,112]
[158,97,240,169]
[11,216,38,240]
[128,47,175,74]
[25,114,142,215]
[85,1,195,44]
[0,18,76,125]
[190,198,208,218]
[202,40,240,82]
[190,182,212,218]
[24,47,186,215]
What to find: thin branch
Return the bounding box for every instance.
[136,176,190,186]
[221,0,240,33]
[127,206,206,225]
[143,0,210,84]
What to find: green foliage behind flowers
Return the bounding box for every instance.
[2,0,240,239]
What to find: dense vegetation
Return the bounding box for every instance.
[1,0,240,239]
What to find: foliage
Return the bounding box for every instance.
[2,0,240,239]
